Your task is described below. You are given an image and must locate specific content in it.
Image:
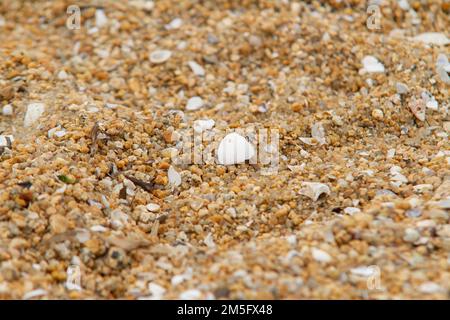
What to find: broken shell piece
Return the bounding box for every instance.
[146,203,160,212]
[360,55,385,73]
[436,54,450,84]
[413,32,450,46]
[193,119,215,133]
[188,60,205,77]
[24,103,45,127]
[0,135,14,147]
[217,132,256,165]
[168,166,181,187]
[311,248,332,263]
[299,182,330,201]
[408,97,426,121]
[186,96,204,111]
[129,0,154,11]
[396,82,409,95]
[300,123,326,146]
[95,9,108,28]
[421,91,438,110]
[165,18,182,30]
[149,50,172,64]
[48,126,66,138]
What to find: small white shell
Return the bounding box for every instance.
[168,166,181,186]
[193,119,215,133]
[188,60,205,76]
[408,97,426,121]
[299,182,330,201]
[149,50,172,64]
[186,96,204,111]
[217,132,255,165]
[24,103,45,127]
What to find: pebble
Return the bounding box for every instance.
[2,104,13,116]
[418,282,443,294]
[344,207,361,215]
[311,248,332,263]
[168,166,181,187]
[148,283,166,299]
[146,203,160,212]
[436,54,450,84]
[186,96,204,111]
[0,135,14,147]
[395,82,409,95]
[360,56,385,73]
[403,228,420,243]
[217,132,255,165]
[165,18,182,30]
[24,103,45,127]
[149,50,172,64]
[23,289,48,300]
[193,119,215,133]
[95,9,108,28]
[372,108,384,120]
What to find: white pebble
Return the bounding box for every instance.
[0,135,14,147]
[2,104,13,116]
[23,289,47,300]
[217,132,255,165]
[148,283,166,299]
[57,70,68,80]
[311,248,332,263]
[188,60,205,77]
[95,9,108,28]
[165,18,182,30]
[149,50,172,64]
[186,96,204,111]
[146,203,160,212]
[419,282,443,294]
[361,55,385,73]
[344,207,361,215]
[193,119,215,133]
[168,166,182,187]
[24,103,45,127]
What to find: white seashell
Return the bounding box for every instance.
[361,55,385,73]
[395,82,409,95]
[413,32,450,46]
[148,283,166,298]
[344,207,361,215]
[204,233,216,248]
[23,289,48,300]
[95,9,108,28]
[311,122,326,145]
[311,248,332,263]
[24,103,45,127]
[193,119,215,133]
[421,91,438,110]
[188,60,205,76]
[146,203,160,212]
[149,50,172,64]
[350,266,376,277]
[129,0,154,11]
[186,96,204,111]
[217,132,255,165]
[168,166,181,186]
[57,70,68,80]
[0,135,14,147]
[48,126,66,138]
[2,104,13,116]
[299,182,330,201]
[408,97,426,121]
[165,18,182,30]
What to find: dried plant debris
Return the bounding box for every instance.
[0,0,449,300]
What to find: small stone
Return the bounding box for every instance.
[146,203,160,212]
[165,18,182,30]
[395,82,409,94]
[95,9,108,28]
[0,135,13,147]
[408,97,426,121]
[360,56,385,73]
[148,282,166,298]
[2,104,13,116]
[57,70,68,80]
[403,228,420,243]
[344,207,361,215]
[168,166,181,187]
[418,282,443,294]
[193,119,215,133]
[217,132,256,165]
[372,108,384,120]
[186,96,204,111]
[311,248,332,263]
[188,61,205,76]
[149,50,172,64]
[24,103,45,127]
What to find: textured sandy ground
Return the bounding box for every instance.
[0,0,449,299]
